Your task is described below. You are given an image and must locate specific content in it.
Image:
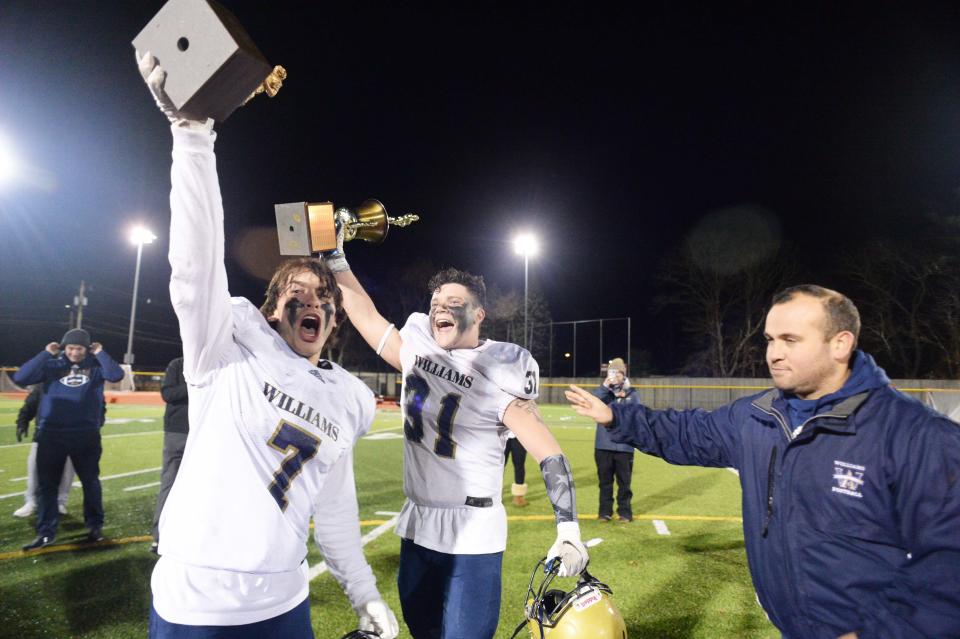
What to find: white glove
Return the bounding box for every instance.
[546,521,589,577]
[135,50,213,131]
[357,598,399,639]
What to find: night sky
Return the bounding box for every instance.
[3,2,960,371]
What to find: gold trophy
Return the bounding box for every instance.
[274,199,419,256]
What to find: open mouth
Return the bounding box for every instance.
[434,317,456,334]
[299,314,321,342]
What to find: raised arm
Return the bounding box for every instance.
[136,52,233,382]
[326,257,402,371]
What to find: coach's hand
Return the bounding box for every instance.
[357,598,399,639]
[135,50,212,131]
[45,342,61,356]
[565,385,614,426]
[16,421,27,443]
[546,521,589,577]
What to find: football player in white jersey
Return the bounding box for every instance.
[137,53,399,639]
[323,244,589,637]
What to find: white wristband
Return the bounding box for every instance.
[376,324,395,356]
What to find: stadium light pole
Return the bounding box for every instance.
[513,233,539,349]
[124,226,157,365]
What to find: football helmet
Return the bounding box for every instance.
[339,631,380,639]
[511,558,627,639]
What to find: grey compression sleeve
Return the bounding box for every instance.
[540,454,577,524]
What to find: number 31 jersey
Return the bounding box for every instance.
[395,312,539,554]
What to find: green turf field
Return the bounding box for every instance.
[0,399,776,638]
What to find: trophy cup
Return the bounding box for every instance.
[132,0,286,121]
[274,199,420,256]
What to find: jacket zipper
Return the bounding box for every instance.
[762,446,777,537]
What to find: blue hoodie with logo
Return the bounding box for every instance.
[13,349,125,431]
[606,351,960,638]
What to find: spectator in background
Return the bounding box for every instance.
[12,385,75,518]
[151,356,188,554]
[593,358,637,523]
[13,328,124,550]
[504,432,528,507]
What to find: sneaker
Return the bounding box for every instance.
[617,515,633,523]
[597,515,612,523]
[22,535,54,551]
[512,495,529,507]
[149,542,159,555]
[58,504,68,516]
[12,503,36,518]
[86,528,104,543]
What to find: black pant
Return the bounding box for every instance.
[152,431,188,542]
[36,429,103,538]
[595,449,633,519]
[504,437,527,484]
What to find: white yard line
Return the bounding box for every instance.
[726,467,739,476]
[10,476,27,482]
[71,467,161,488]
[308,514,399,581]
[124,481,161,492]
[652,520,671,535]
[0,430,161,450]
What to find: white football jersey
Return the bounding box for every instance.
[153,126,375,626]
[395,312,539,554]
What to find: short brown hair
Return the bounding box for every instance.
[427,268,486,308]
[771,284,860,344]
[260,258,344,329]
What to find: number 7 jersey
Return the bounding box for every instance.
[395,312,539,554]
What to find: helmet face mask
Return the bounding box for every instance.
[513,558,628,639]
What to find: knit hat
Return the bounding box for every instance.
[608,357,627,374]
[61,328,91,349]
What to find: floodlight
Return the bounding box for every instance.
[130,226,157,246]
[513,233,539,257]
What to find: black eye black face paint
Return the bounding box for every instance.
[448,304,473,332]
[284,298,304,328]
[320,303,334,328]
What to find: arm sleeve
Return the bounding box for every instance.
[312,449,381,612]
[94,350,125,383]
[607,401,742,469]
[168,126,233,383]
[877,414,960,637]
[160,359,188,404]
[17,386,42,427]
[12,351,57,386]
[592,384,615,404]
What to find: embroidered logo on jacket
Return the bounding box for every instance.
[60,365,90,388]
[831,460,865,498]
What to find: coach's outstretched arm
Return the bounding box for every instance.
[137,51,232,384]
[321,240,403,371]
[565,384,741,469]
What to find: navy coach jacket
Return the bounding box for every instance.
[13,350,124,431]
[606,351,960,638]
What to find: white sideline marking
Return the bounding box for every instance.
[0,491,25,500]
[72,467,161,488]
[375,511,401,516]
[308,514,399,581]
[10,476,27,482]
[584,538,603,548]
[363,432,403,440]
[124,481,161,492]
[104,418,158,425]
[0,430,162,450]
[652,520,671,535]
[726,467,739,476]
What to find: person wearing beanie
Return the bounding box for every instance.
[592,358,637,523]
[12,328,124,550]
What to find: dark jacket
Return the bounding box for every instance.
[607,351,960,638]
[13,349,124,431]
[161,357,189,434]
[16,385,43,442]
[593,383,638,453]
